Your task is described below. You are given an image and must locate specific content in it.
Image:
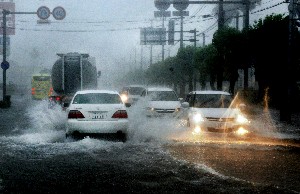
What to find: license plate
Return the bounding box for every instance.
[216,123,224,129]
[90,111,107,119]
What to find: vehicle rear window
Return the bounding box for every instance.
[148,91,178,101]
[72,93,122,104]
[129,87,145,95]
[33,76,51,81]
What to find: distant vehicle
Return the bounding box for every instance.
[49,52,99,108]
[66,90,129,142]
[119,85,146,105]
[181,90,250,136]
[31,73,52,100]
[140,87,182,117]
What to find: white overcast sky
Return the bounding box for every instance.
[2,0,288,84]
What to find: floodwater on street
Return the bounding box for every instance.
[0,94,299,193]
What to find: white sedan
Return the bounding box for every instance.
[181,91,250,136]
[66,90,129,142]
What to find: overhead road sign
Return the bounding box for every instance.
[52,6,66,20]
[172,10,189,16]
[37,6,51,20]
[140,28,166,45]
[154,10,171,18]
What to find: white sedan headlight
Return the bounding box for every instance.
[193,113,204,123]
[236,114,249,124]
[147,107,155,111]
[120,94,128,102]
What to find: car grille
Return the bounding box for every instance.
[207,128,235,133]
[155,109,175,113]
[206,117,235,122]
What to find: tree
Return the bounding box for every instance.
[212,26,246,93]
[194,45,218,90]
[249,14,300,120]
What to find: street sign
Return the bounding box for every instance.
[154,10,171,18]
[37,19,51,24]
[0,2,15,35]
[168,20,174,45]
[172,11,189,17]
[140,28,166,45]
[154,0,171,11]
[1,60,9,70]
[173,0,189,11]
[37,6,51,20]
[52,6,66,20]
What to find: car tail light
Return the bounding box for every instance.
[112,110,128,119]
[31,88,35,95]
[68,110,85,119]
[48,87,53,96]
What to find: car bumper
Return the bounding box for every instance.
[66,119,129,135]
[190,121,250,133]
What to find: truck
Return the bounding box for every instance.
[31,72,52,100]
[49,52,99,108]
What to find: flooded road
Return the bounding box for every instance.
[0,94,299,193]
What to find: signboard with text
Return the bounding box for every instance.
[140,28,166,45]
[0,2,15,35]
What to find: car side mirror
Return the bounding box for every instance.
[125,103,131,108]
[181,102,189,108]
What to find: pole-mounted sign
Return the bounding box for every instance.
[37,6,66,20]
[37,6,51,20]
[52,6,66,20]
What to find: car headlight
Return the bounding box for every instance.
[193,113,204,123]
[236,127,249,136]
[236,114,249,124]
[120,94,128,102]
[175,108,181,112]
[147,107,155,111]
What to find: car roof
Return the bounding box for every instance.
[147,87,174,92]
[189,90,231,95]
[75,90,120,95]
[122,85,145,88]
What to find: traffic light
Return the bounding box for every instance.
[168,20,174,45]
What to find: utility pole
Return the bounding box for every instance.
[162,16,165,61]
[180,14,184,48]
[281,0,297,121]
[243,0,250,89]
[218,0,225,29]
[140,46,143,69]
[236,13,239,30]
[150,20,153,66]
[201,33,205,46]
